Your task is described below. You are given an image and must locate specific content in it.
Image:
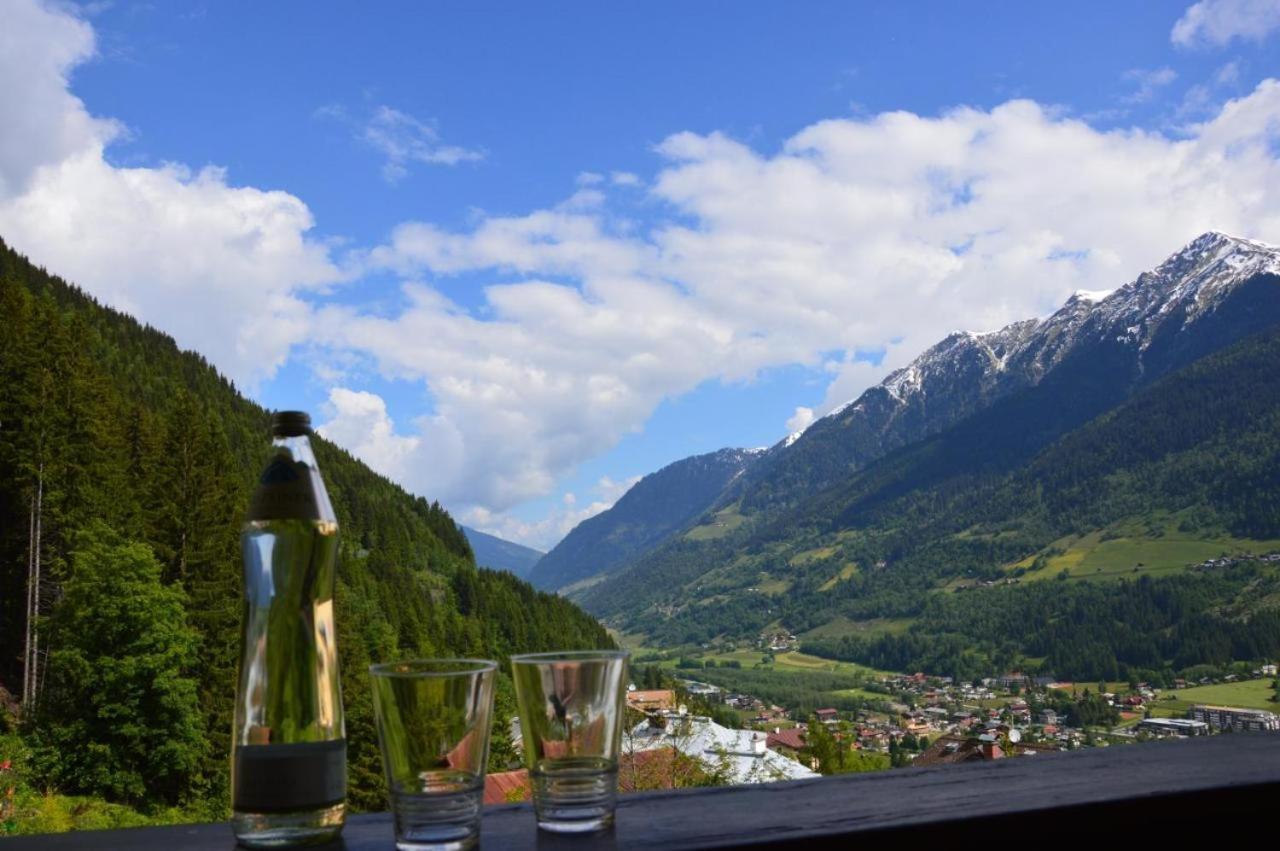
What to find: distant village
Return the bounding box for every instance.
[627,663,1280,783]
[472,656,1280,803]
[477,617,1280,802]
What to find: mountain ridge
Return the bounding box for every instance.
[730,231,1280,514]
[528,446,764,591]
[570,232,1280,640]
[462,525,544,577]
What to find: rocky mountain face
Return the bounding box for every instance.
[570,232,1280,628]
[734,232,1280,514]
[528,447,764,591]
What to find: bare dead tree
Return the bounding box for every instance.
[22,490,35,709]
[23,465,44,709]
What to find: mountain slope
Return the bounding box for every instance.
[613,320,1280,654]
[730,232,1280,515]
[800,325,1280,680]
[553,232,1280,592]
[528,447,763,590]
[0,237,611,814]
[577,233,1280,640]
[463,525,544,577]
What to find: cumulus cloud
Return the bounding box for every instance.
[315,383,640,548]
[785,407,815,434]
[463,475,641,550]
[1172,0,1280,47]
[0,0,341,386]
[315,388,422,475]
[322,81,1280,517]
[8,0,1280,549]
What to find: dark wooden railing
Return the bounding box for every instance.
[7,733,1278,848]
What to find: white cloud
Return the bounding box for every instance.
[463,474,641,550]
[7,0,1280,548]
[361,106,484,182]
[1172,0,1280,47]
[1178,60,1246,118]
[319,104,484,183]
[315,388,421,475]
[785,406,815,434]
[1120,67,1178,103]
[0,0,341,387]
[0,0,116,197]
[324,81,1280,517]
[610,171,641,186]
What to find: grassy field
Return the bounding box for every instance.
[832,686,897,702]
[817,562,859,592]
[755,575,793,595]
[654,648,889,677]
[790,546,838,568]
[1008,517,1280,583]
[683,506,748,541]
[1156,678,1279,713]
[799,616,913,641]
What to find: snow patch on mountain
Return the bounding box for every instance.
[790,233,1279,450]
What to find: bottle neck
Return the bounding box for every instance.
[273,433,318,467]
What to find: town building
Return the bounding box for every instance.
[1139,718,1209,737]
[680,680,724,703]
[627,689,676,713]
[628,715,819,784]
[1190,704,1280,732]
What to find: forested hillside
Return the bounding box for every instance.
[592,323,1280,679]
[0,237,611,829]
[576,234,1280,632]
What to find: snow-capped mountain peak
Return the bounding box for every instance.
[804,232,1279,443]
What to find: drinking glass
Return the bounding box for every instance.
[510,650,629,833]
[369,659,497,851]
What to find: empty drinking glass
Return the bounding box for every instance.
[369,659,497,851]
[510,650,629,833]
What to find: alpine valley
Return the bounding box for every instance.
[541,232,1280,682]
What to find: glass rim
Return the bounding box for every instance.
[368,658,498,678]
[509,649,630,664]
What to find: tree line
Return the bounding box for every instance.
[0,238,612,824]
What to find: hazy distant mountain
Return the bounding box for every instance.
[528,447,765,591]
[463,526,545,578]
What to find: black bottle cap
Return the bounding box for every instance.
[271,411,312,437]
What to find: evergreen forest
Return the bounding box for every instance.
[0,238,612,833]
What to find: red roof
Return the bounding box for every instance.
[767,728,807,751]
[484,770,531,805]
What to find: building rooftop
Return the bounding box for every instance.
[629,716,818,784]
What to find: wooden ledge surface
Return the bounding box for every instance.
[7,733,1280,848]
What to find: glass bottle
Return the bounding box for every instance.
[232,411,345,847]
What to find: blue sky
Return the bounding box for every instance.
[2,0,1279,548]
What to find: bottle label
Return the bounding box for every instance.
[234,740,346,812]
[247,455,325,521]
